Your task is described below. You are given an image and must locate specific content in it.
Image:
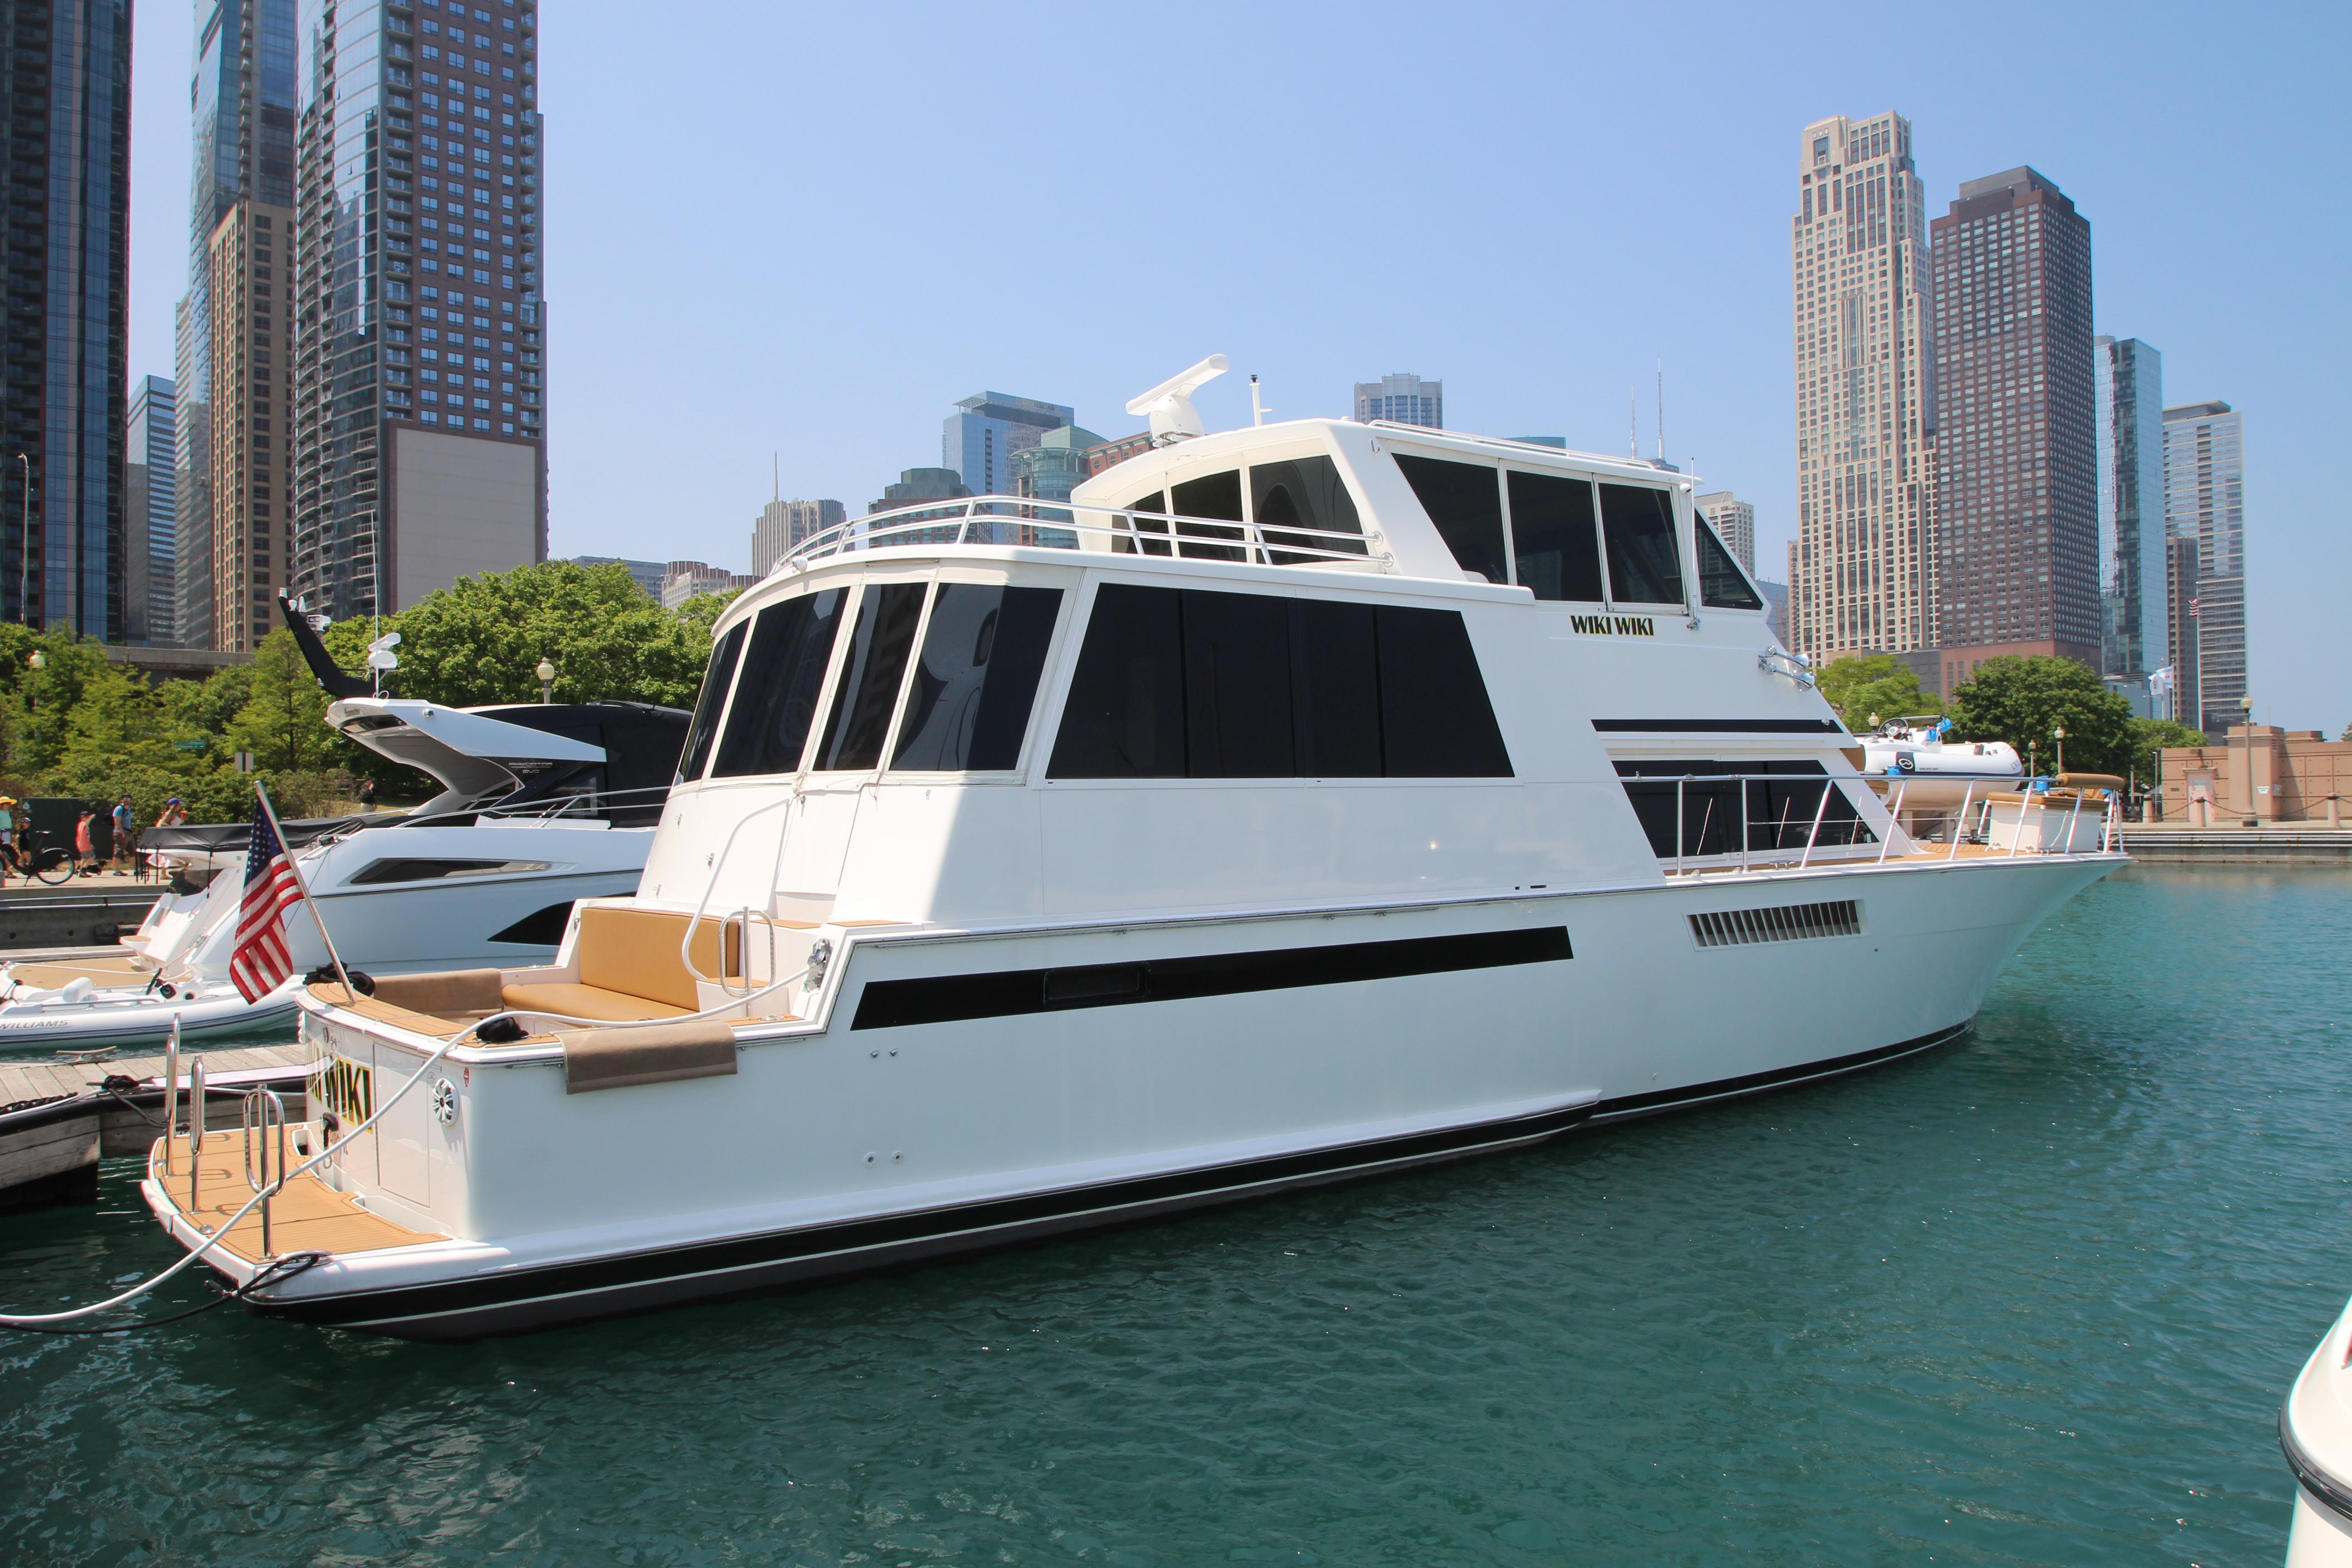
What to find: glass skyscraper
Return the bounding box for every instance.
[124,374,177,642]
[2093,336,2165,680]
[2162,400,2247,736]
[2,0,131,636]
[943,393,1073,497]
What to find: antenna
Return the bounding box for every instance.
[1249,374,1268,427]
[1628,386,1637,457]
[1656,361,1665,461]
[1126,354,1230,446]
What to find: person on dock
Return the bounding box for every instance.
[0,797,16,883]
[73,808,98,877]
[110,796,136,872]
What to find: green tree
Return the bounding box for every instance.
[1948,656,2136,778]
[1816,654,1935,734]
[0,626,113,776]
[226,630,338,774]
[2125,719,2207,789]
[382,560,709,708]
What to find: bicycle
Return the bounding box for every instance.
[15,832,78,886]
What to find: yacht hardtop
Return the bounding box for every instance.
[140,374,2124,1338]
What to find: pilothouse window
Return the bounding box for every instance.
[1250,457,1368,563]
[1170,470,1246,562]
[677,621,745,782]
[712,588,845,778]
[812,584,925,771]
[1695,521,1764,610]
[891,584,1063,772]
[1394,455,1507,585]
[1597,484,1685,605]
[1506,471,1604,602]
[1048,584,1511,780]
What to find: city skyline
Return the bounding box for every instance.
[108,5,2347,730]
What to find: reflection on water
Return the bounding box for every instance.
[2,865,2345,1566]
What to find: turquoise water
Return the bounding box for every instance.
[4,864,2347,1565]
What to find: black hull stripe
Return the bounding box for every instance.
[2282,1400,2352,1525]
[1592,718,1845,735]
[251,1023,1974,1338]
[1585,1022,1967,1120]
[260,1098,1597,1332]
[851,926,1571,1031]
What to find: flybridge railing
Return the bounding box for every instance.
[1626,770,2121,879]
[784,495,1386,573]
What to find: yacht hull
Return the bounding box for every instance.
[202,853,2116,1340]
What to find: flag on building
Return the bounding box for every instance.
[228,807,303,1001]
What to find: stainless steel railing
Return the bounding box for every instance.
[783,495,1386,573]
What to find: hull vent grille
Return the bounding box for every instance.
[1690,899,1861,949]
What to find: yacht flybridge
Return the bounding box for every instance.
[141,387,2125,1338]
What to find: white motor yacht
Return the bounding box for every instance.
[2283,1295,2352,1564]
[142,373,2124,1338]
[0,695,685,1052]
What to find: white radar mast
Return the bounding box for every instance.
[1127,353,1229,446]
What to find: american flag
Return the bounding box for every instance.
[228,807,304,1002]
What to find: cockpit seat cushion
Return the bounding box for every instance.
[500,981,691,1024]
[366,968,507,1017]
[560,1019,737,1093]
[571,905,738,1014]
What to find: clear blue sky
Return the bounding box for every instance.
[128,2,2349,732]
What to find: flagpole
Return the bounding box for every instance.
[253,781,356,999]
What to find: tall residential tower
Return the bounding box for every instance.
[2162,400,2246,735]
[1784,112,1936,672]
[1354,373,1442,429]
[124,374,177,642]
[2,0,131,635]
[1929,168,2100,688]
[290,0,547,625]
[2092,335,2165,681]
[175,0,297,651]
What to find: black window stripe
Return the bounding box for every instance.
[851,926,1571,1030]
[1592,718,1844,734]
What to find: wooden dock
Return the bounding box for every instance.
[0,1041,310,1213]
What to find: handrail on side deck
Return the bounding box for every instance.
[782,494,1390,575]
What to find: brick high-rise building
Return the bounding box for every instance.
[2,0,131,635]
[291,0,546,625]
[1929,167,2099,691]
[1784,112,1937,674]
[175,0,297,651]
[2162,400,2246,736]
[751,498,843,578]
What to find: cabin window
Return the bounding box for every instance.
[891,583,1064,772]
[1394,455,1507,585]
[811,583,925,771]
[1612,759,1874,858]
[1251,456,1367,564]
[1048,584,1511,780]
[676,620,745,781]
[1597,484,1686,605]
[1122,487,1169,556]
[1505,471,1604,602]
[1695,520,1764,610]
[1170,470,1246,562]
[711,588,845,778]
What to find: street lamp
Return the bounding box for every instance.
[2052,724,2066,778]
[535,658,555,705]
[26,648,44,711]
[2240,692,2255,827]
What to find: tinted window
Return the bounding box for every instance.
[1696,520,1764,610]
[1395,455,1507,584]
[1506,471,1603,601]
[713,588,845,778]
[1048,587,1509,780]
[1374,605,1514,777]
[1122,487,1169,557]
[1171,470,1246,562]
[891,584,1064,771]
[811,583,925,771]
[1047,583,1186,777]
[1252,456,1367,564]
[1598,484,1685,604]
[1613,759,1872,857]
[1182,589,1294,776]
[676,621,745,781]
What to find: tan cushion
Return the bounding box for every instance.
[368,968,507,1016]
[561,1020,738,1093]
[573,907,737,1013]
[501,981,691,1024]
[10,957,156,990]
